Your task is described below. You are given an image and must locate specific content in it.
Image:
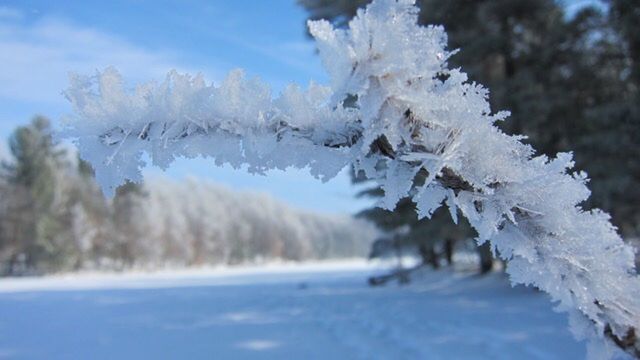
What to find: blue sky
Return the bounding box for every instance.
[0,0,375,215]
[0,0,600,215]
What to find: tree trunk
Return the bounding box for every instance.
[478,242,493,275]
[444,238,454,266]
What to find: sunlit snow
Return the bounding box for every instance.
[0,263,584,359]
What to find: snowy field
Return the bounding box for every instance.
[0,261,585,359]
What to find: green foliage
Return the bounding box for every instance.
[609,0,640,84]
[5,117,60,207]
[1,117,72,273]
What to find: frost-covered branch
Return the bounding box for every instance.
[61,0,639,357]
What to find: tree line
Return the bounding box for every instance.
[0,118,376,276]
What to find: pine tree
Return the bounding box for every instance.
[354,168,481,272]
[1,117,70,273]
[111,181,148,269]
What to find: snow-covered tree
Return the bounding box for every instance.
[116,177,375,266]
[60,0,639,357]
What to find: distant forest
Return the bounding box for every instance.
[0,118,377,276]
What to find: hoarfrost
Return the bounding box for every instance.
[60,0,639,357]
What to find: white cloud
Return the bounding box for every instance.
[0,11,216,107]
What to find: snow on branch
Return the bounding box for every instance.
[61,0,639,357]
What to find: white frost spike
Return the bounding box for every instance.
[414,184,447,219]
[445,189,458,224]
[379,161,418,210]
[60,0,640,357]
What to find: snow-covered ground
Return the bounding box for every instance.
[0,261,584,359]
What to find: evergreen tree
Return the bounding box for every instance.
[111,181,148,269]
[1,117,70,273]
[588,0,640,238]
[354,167,490,273]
